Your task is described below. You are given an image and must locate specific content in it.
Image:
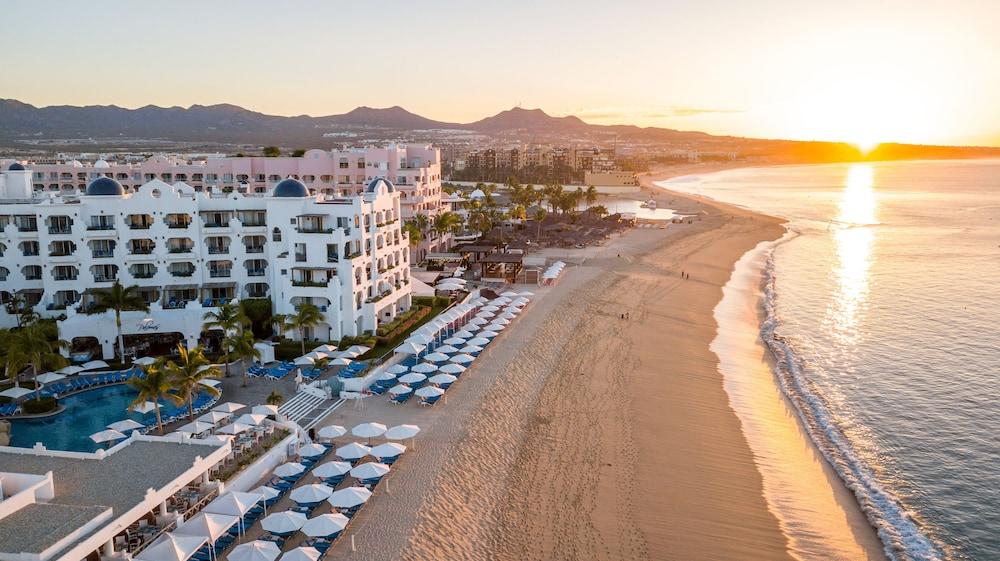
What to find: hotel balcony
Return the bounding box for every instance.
[209,268,232,278]
[48,225,72,235]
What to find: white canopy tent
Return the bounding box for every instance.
[135,533,207,561]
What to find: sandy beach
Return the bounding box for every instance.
[313,163,886,561]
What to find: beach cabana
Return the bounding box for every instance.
[335,442,372,461]
[135,533,207,561]
[300,513,350,538]
[327,486,372,509]
[317,425,347,440]
[261,511,307,536]
[228,540,281,561]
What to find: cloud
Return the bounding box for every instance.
[649,107,744,118]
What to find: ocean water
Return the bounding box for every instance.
[660,160,999,561]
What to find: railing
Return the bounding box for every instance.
[130,248,154,255]
[292,279,328,288]
[171,271,195,277]
[209,269,232,278]
[91,250,114,258]
[167,222,191,229]
[168,247,193,254]
[87,224,115,231]
[53,275,77,281]
[129,223,152,230]
[48,226,72,234]
[245,246,265,253]
[207,247,229,254]
[133,272,155,279]
[247,269,266,277]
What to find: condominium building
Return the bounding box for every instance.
[0,163,412,359]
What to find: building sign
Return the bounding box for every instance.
[137,318,161,332]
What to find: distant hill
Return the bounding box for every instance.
[467,107,589,132]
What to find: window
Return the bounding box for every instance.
[272,227,282,242]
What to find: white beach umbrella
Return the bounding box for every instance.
[260,511,307,534]
[305,351,328,360]
[399,372,428,384]
[434,345,460,354]
[423,351,450,363]
[345,345,371,356]
[327,486,372,509]
[89,429,127,443]
[227,541,281,561]
[290,483,334,505]
[312,460,352,479]
[486,322,507,331]
[438,363,467,375]
[81,360,109,371]
[387,384,412,396]
[135,533,207,561]
[500,312,518,320]
[385,364,409,375]
[234,413,268,426]
[351,422,387,439]
[480,305,500,312]
[300,513,349,538]
[213,402,246,413]
[405,334,433,345]
[107,419,144,432]
[252,486,281,502]
[177,420,213,434]
[449,354,475,364]
[350,462,390,480]
[369,442,406,459]
[37,372,66,384]
[453,329,476,339]
[465,317,487,327]
[477,329,499,338]
[385,424,421,440]
[429,373,458,386]
[409,363,437,374]
[335,442,372,461]
[458,344,484,354]
[475,311,496,321]
[330,357,352,366]
[133,356,157,366]
[279,547,322,561]
[294,356,315,366]
[376,371,398,382]
[466,337,490,347]
[313,344,338,354]
[317,425,347,440]
[133,401,158,415]
[395,341,425,355]
[58,365,84,375]
[442,337,466,346]
[273,462,306,478]
[204,491,265,518]
[198,411,230,424]
[500,291,519,297]
[0,387,33,399]
[175,512,239,543]
[489,316,510,326]
[299,442,328,458]
[252,404,279,416]
[415,386,445,399]
[217,422,252,435]
[435,283,463,291]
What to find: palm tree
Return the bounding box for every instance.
[584,185,598,207]
[127,359,171,435]
[266,390,284,406]
[225,330,260,387]
[281,304,325,356]
[163,344,221,420]
[0,329,28,387]
[467,210,493,237]
[17,320,68,400]
[92,281,149,364]
[403,221,423,247]
[534,208,548,240]
[4,293,37,328]
[432,212,461,239]
[203,302,249,377]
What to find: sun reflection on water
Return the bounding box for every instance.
[830,165,876,344]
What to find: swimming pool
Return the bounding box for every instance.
[8,384,209,452]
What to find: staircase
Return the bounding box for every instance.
[278,385,345,429]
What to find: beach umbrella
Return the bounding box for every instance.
[434,345,460,354]
[429,373,458,386]
[58,365,84,375]
[453,330,476,339]
[442,337,466,346]
[300,513,349,538]
[133,401,158,415]
[345,345,371,356]
[399,372,428,385]
[466,337,490,347]
[475,311,496,320]
[423,352,450,363]
[500,312,518,320]
[81,360,109,371]
[458,344,483,354]
[500,291,518,297]
[107,419,144,432]
[385,424,420,440]
[486,322,507,331]
[519,291,534,296]
[252,486,281,502]
[376,371,398,383]
[198,411,230,424]
[133,356,157,366]
[409,363,437,374]
[405,334,433,345]
[492,297,512,305]
[175,511,239,543]
[350,462,390,481]
[261,511,306,535]
[395,341,425,355]
[437,363,467,375]
[335,442,372,461]
[330,357,352,366]
[312,344,338,354]
[177,420,213,434]
[415,385,445,398]
[252,404,279,416]
[478,329,500,338]
[369,442,406,460]
[317,425,346,440]
[351,422,387,439]
[471,296,488,305]
[294,356,315,366]
[273,462,306,478]
[37,372,66,384]
[299,442,328,458]
[213,402,245,414]
[480,305,500,313]
[387,384,412,396]
[227,541,280,561]
[89,429,127,444]
[312,460,352,479]
[489,317,510,326]
[234,413,268,426]
[467,317,489,326]
[217,422,252,435]
[449,354,475,364]
[205,491,265,518]
[327,486,372,509]
[290,483,333,505]
[0,387,33,399]
[305,351,328,360]
[199,379,222,389]
[135,533,207,561]
[279,547,322,561]
[385,364,409,375]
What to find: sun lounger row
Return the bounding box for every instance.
[39,368,143,398]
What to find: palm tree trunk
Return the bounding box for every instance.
[223,351,231,377]
[32,362,40,401]
[116,310,125,364]
[188,397,194,420]
[300,331,306,356]
[242,358,248,388]
[154,405,163,435]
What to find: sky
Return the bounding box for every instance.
[2,0,999,147]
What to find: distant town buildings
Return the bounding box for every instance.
[452,145,638,186]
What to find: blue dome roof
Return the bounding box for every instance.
[86,177,125,196]
[272,178,309,198]
[7,163,25,171]
[366,177,395,193]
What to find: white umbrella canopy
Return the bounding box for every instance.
[376,371,398,382]
[449,354,475,364]
[480,305,500,312]
[199,434,234,445]
[107,419,145,432]
[369,442,406,459]
[519,291,535,296]
[477,329,499,338]
[299,442,328,458]
[133,356,157,366]
[350,461,390,480]
[312,460,352,479]
[335,442,372,461]
[351,422,387,439]
[467,317,489,326]
[234,413,268,426]
[305,351,328,360]
[404,334,433,345]
[437,363,467,375]
[213,402,246,414]
[177,421,213,434]
[175,512,239,543]
[442,337,466,346]
[81,360,109,371]
[466,337,490,347]
[135,533,207,561]
[345,345,371,356]
[428,373,458,385]
[485,322,507,332]
[57,365,84,375]
[252,404,279,416]
[198,411,230,424]
[387,384,413,396]
[289,483,334,505]
[228,541,281,561]
[89,429,127,443]
[434,345,460,354]
[395,341,426,355]
[312,344,338,354]
[385,424,421,440]
[471,297,489,305]
[330,357,353,366]
[317,425,347,440]
[459,345,483,354]
[409,363,437,374]
[453,330,476,339]
[204,491,265,517]
[261,511,307,534]
[279,547,322,561]
[37,372,66,384]
[217,422,252,435]
[327,486,372,509]
[399,372,427,385]
[385,364,409,375]
[300,513,350,538]
[133,401,158,415]
[500,312,518,320]
[252,486,281,502]
[0,387,33,399]
[273,462,306,478]
[435,283,463,291]
[492,297,512,305]
[415,386,445,399]
[489,317,511,326]
[293,356,315,366]
[423,352,450,363]
[500,291,519,297]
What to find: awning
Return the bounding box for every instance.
[164,284,198,291]
[201,282,237,289]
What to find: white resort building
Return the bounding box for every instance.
[0,161,412,360]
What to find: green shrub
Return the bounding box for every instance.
[22,397,58,414]
[375,306,431,344]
